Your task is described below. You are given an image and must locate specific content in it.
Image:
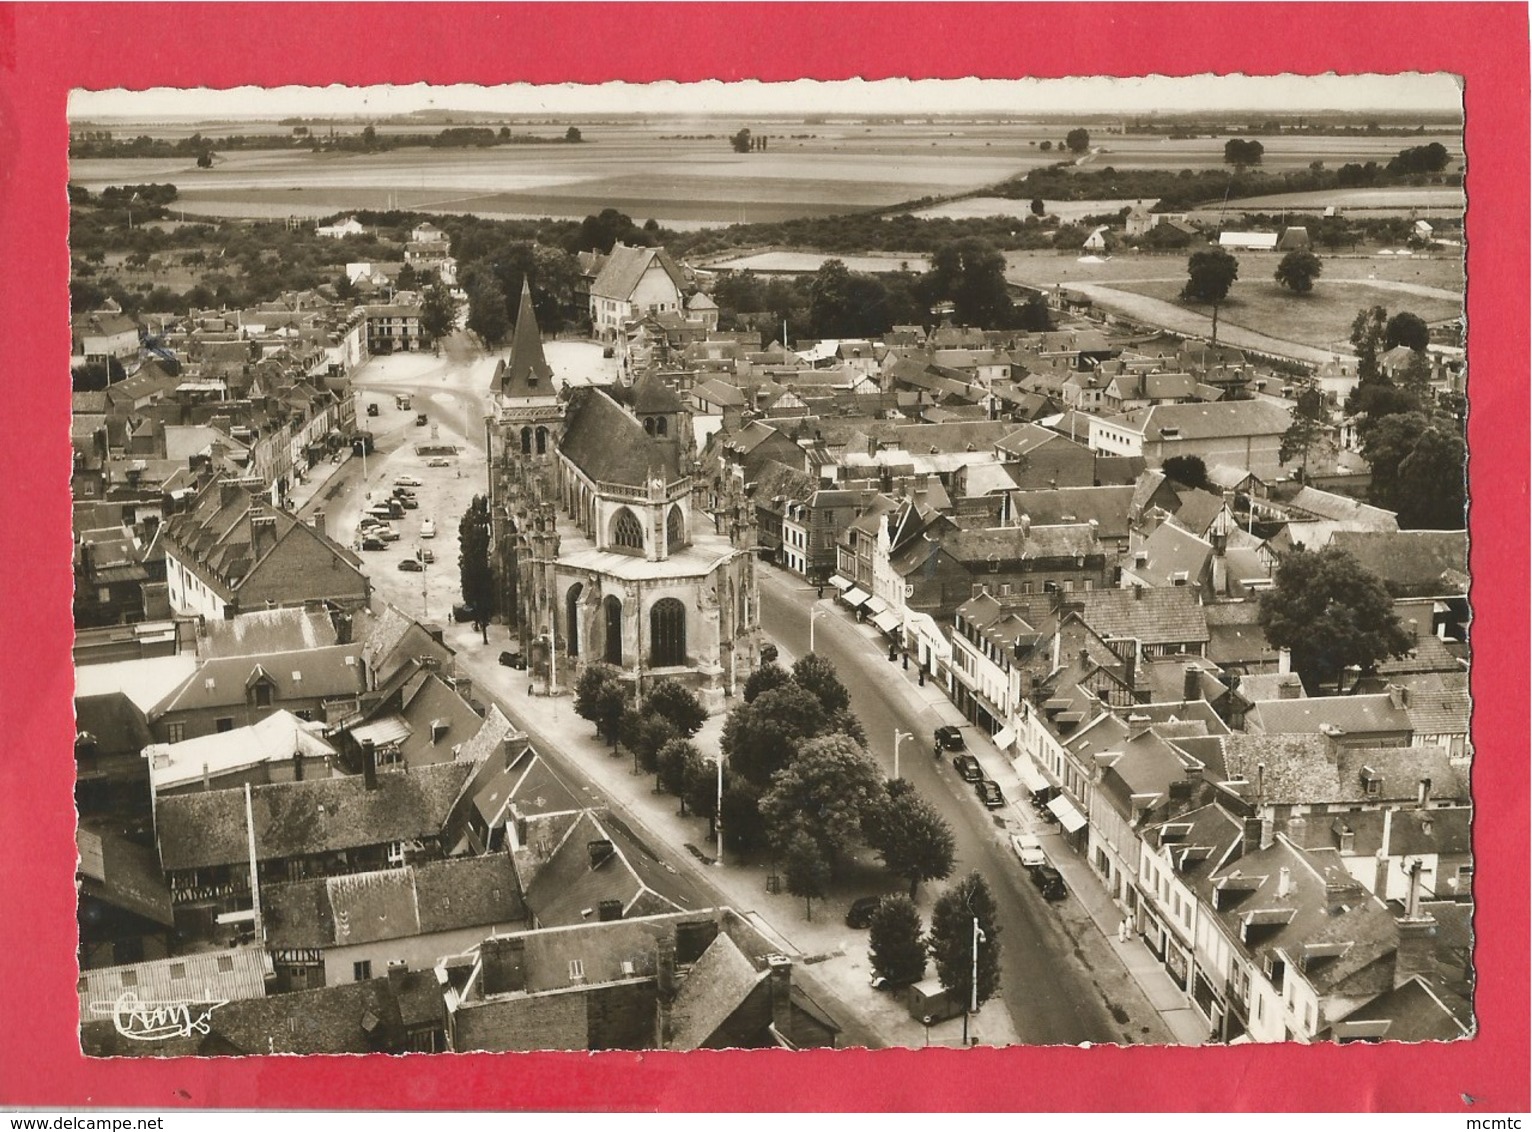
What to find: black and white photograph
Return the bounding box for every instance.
[64,73,1473,1058]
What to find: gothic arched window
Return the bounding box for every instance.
[649,598,686,667]
[520,427,532,455]
[610,507,644,553]
[666,505,685,553]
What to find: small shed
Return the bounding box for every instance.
[905,978,964,1024]
[1083,226,1112,252]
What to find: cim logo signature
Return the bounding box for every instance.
[89,992,229,1041]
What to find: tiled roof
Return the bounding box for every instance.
[1132,521,1213,588]
[945,523,1100,565]
[263,854,524,949]
[525,811,698,928]
[1078,587,1209,646]
[591,243,685,302]
[76,826,174,926]
[1288,487,1399,531]
[1322,976,1471,1042]
[668,931,765,1050]
[155,761,473,870]
[198,608,338,658]
[1328,530,1468,595]
[153,644,366,715]
[1170,489,1227,538]
[1220,733,1337,803]
[1134,400,1292,441]
[1008,486,1135,539]
[560,386,681,488]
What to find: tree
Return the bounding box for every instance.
[656,738,700,809]
[1384,311,1430,352]
[464,271,509,345]
[1279,386,1329,480]
[1223,138,1265,167]
[574,663,630,746]
[642,678,707,738]
[564,126,582,143]
[682,751,721,830]
[457,495,494,618]
[759,733,885,872]
[1181,248,1239,305]
[929,873,1003,1035]
[396,262,419,294]
[196,151,213,168]
[1163,455,1210,492]
[1257,546,1412,693]
[865,787,956,898]
[923,237,1014,329]
[1029,197,1045,216]
[1274,249,1322,294]
[1038,140,1053,152]
[868,895,927,986]
[730,128,753,154]
[791,652,851,717]
[1350,305,1390,382]
[1065,128,1091,154]
[721,681,828,785]
[742,662,791,703]
[620,705,676,776]
[361,125,377,149]
[781,828,830,920]
[1393,421,1467,530]
[419,280,457,344]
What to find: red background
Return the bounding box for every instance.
[0,2,1526,1111]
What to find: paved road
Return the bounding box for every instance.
[758,570,1121,1045]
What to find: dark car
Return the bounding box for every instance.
[399,496,420,509]
[975,779,1006,808]
[498,650,527,670]
[359,537,385,551]
[416,413,428,426]
[845,896,883,929]
[366,402,379,417]
[952,754,983,782]
[452,603,477,623]
[1029,864,1067,901]
[935,725,966,751]
[398,558,424,572]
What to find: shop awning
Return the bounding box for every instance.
[991,726,1016,750]
[863,595,890,617]
[841,587,871,608]
[870,610,901,635]
[829,575,853,592]
[1048,794,1088,833]
[1015,759,1051,794]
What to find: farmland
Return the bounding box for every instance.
[68,118,1464,229]
[1184,185,1465,219]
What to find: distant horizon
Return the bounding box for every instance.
[70,75,1465,122]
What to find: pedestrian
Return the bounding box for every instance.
[1117,919,1129,943]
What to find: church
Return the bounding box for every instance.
[489,279,761,708]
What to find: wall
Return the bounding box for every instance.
[164,551,230,621]
[321,923,526,989]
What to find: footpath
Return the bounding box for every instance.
[768,571,1210,1047]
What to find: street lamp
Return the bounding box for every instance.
[809,604,826,654]
[893,729,914,781]
[967,916,987,1047]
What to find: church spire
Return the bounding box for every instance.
[501,277,554,397]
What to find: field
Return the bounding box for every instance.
[1003,248,1465,290]
[1186,186,1464,220]
[706,251,931,274]
[69,118,1464,229]
[910,197,1150,222]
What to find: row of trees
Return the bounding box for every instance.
[866,874,1002,1012]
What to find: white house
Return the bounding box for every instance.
[589,243,686,341]
[317,216,366,239]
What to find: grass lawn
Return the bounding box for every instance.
[1104,277,1462,351]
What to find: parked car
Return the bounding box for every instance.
[1010,833,1047,868]
[452,603,477,623]
[398,558,424,572]
[416,413,428,426]
[975,779,1005,808]
[420,519,436,538]
[399,496,420,509]
[391,486,415,499]
[378,528,401,542]
[845,896,883,929]
[366,402,379,417]
[418,547,434,564]
[1029,863,1067,901]
[935,725,966,751]
[393,475,423,487]
[952,754,983,782]
[427,457,451,468]
[498,650,527,670]
[358,537,385,552]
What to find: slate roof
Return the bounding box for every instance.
[1397,673,1471,737]
[945,523,1100,565]
[1245,693,1412,737]
[263,854,525,949]
[1131,400,1293,441]
[1321,975,1471,1042]
[153,644,366,715]
[560,386,681,488]
[1131,521,1213,588]
[1170,489,1227,538]
[1328,530,1468,595]
[1288,487,1399,531]
[1078,587,1209,646]
[197,608,339,658]
[590,243,685,302]
[155,761,474,870]
[76,826,174,926]
[1007,486,1136,540]
[632,369,686,414]
[500,279,554,397]
[668,931,766,1051]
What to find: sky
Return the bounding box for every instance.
[69,74,1464,121]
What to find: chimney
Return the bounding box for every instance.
[361,739,378,790]
[1183,664,1200,702]
[1277,674,1303,700]
[1019,514,1031,538]
[766,954,794,1044]
[311,510,326,538]
[588,839,615,869]
[1416,778,1432,807]
[1319,723,1346,758]
[1388,685,1408,710]
[1407,618,1418,639]
[292,750,304,782]
[1278,647,1292,676]
[1133,583,1144,601]
[251,514,277,558]
[1277,867,1293,898]
[202,762,211,791]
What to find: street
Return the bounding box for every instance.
[759,568,1127,1045]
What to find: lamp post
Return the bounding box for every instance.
[893,729,913,781]
[966,915,987,1047]
[809,604,826,654]
[714,753,725,868]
